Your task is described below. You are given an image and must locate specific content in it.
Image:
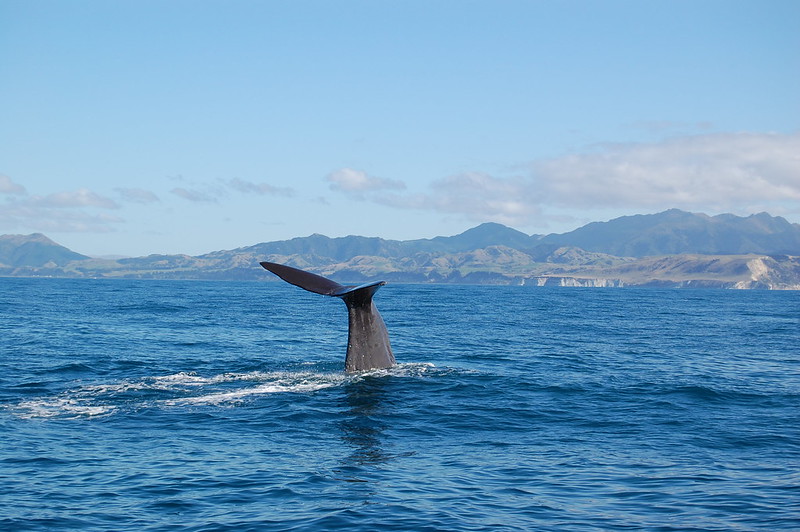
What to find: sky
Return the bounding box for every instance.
[1,0,799,257]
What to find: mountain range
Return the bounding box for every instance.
[2,209,799,289]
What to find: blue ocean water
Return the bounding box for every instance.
[1,278,798,531]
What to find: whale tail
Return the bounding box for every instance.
[259,262,395,372]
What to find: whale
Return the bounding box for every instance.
[259,261,396,372]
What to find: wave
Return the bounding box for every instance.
[6,363,439,419]
[162,371,351,406]
[13,396,118,419]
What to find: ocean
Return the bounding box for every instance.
[1,278,798,531]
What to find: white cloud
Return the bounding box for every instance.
[168,178,295,204]
[0,175,26,195]
[28,188,120,209]
[1,186,122,234]
[376,172,541,226]
[0,201,124,233]
[226,178,294,197]
[532,132,800,209]
[326,168,406,194]
[117,187,160,204]
[331,132,800,226]
[170,187,219,203]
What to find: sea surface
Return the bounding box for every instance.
[1,278,798,531]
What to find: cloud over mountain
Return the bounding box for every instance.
[376,172,541,226]
[170,187,219,203]
[532,132,800,209]
[117,188,160,204]
[0,202,124,233]
[0,181,124,233]
[326,168,406,194]
[329,132,800,226]
[170,178,294,203]
[29,188,120,209]
[0,175,26,195]
[226,178,294,197]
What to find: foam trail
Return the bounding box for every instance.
[14,397,117,419]
[7,364,440,418]
[166,380,342,406]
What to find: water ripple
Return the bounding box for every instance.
[1,280,798,531]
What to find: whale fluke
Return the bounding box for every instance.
[260,261,395,372]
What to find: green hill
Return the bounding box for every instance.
[0,233,89,267]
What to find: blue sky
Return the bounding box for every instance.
[1,0,798,257]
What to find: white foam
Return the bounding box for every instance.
[13,397,117,419]
[8,363,441,417]
[167,380,341,406]
[170,364,440,406]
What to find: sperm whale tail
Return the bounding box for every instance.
[259,261,395,372]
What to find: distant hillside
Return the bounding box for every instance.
[222,210,800,261]
[0,233,89,267]
[2,210,799,289]
[540,209,800,257]
[206,221,539,262]
[415,222,537,253]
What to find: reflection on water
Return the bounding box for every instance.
[338,376,392,466]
